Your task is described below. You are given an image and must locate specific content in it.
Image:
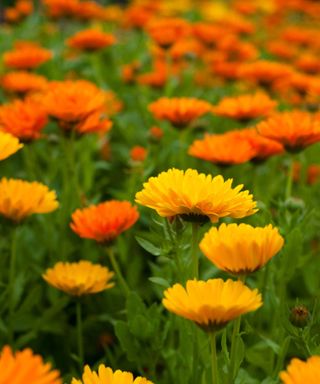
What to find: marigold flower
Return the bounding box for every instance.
[135,168,257,223]
[0,98,48,141]
[280,355,320,383]
[137,64,167,88]
[0,345,62,384]
[163,279,262,332]
[212,92,277,122]
[200,223,284,275]
[72,364,153,384]
[43,261,114,296]
[256,111,320,152]
[73,112,112,135]
[0,178,59,222]
[3,45,52,70]
[0,132,23,161]
[70,200,139,243]
[66,29,116,51]
[148,97,212,128]
[149,126,164,141]
[130,146,147,162]
[1,71,48,95]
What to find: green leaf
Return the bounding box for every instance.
[148,277,170,288]
[135,236,161,256]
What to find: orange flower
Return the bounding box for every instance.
[192,23,226,47]
[74,112,112,135]
[43,0,79,18]
[66,29,116,51]
[130,146,147,162]
[0,98,48,141]
[212,92,277,122]
[149,126,164,141]
[307,164,320,185]
[3,45,52,70]
[4,8,21,23]
[16,0,33,16]
[1,71,48,95]
[267,40,298,61]
[256,111,320,152]
[149,97,212,128]
[137,65,167,88]
[70,200,139,243]
[121,61,140,84]
[295,53,320,75]
[0,345,62,384]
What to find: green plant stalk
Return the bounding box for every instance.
[210,332,219,384]
[191,222,200,279]
[285,156,294,200]
[76,299,84,369]
[106,247,130,296]
[23,143,37,180]
[8,226,18,345]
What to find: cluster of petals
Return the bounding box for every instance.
[256,110,320,151]
[70,200,139,243]
[4,0,33,23]
[43,261,114,296]
[66,28,116,51]
[0,132,23,161]
[212,92,277,122]
[72,364,153,384]
[3,43,52,70]
[135,168,257,223]
[1,71,48,95]
[0,178,59,222]
[148,97,212,128]
[280,355,320,383]
[0,98,48,141]
[163,279,262,332]
[200,223,284,275]
[0,345,61,384]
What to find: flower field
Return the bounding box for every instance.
[1,0,320,383]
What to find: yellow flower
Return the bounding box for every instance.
[163,279,262,332]
[71,364,153,384]
[0,131,23,161]
[135,168,257,223]
[0,345,62,384]
[280,355,320,383]
[43,261,114,296]
[0,178,59,222]
[200,223,284,275]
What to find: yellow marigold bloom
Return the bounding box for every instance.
[43,261,114,296]
[0,178,59,222]
[200,223,284,275]
[135,168,257,223]
[72,364,153,384]
[163,279,262,332]
[0,131,23,161]
[0,345,62,384]
[280,355,320,383]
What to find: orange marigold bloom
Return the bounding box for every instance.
[130,146,147,162]
[256,111,320,152]
[192,23,226,47]
[16,0,33,16]
[0,178,59,222]
[66,29,116,51]
[4,8,21,23]
[280,355,320,383]
[212,92,277,122]
[149,97,212,128]
[3,45,52,70]
[137,65,167,89]
[149,126,164,141]
[0,98,48,141]
[0,345,62,384]
[43,261,114,296]
[43,0,79,18]
[307,164,320,185]
[121,61,140,84]
[74,112,112,135]
[70,200,139,243]
[1,71,48,95]
[0,132,23,161]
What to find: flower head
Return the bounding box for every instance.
[66,29,116,51]
[43,261,114,296]
[70,200,139,243]
[0,178,59,222]
[135,168,257,223]
[0,345,61,384]
[280,356,320,384]
[163,279,262,332]
[72,364,153,384]
[0,132,23,161]
[3,45,52,70]
[200,223,284,275]
[148,97,212,128]
[1,71,48,95]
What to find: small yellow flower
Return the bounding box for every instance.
[0,178,59,222]
[71,364,153,384]
[163,278,262,332]
[0,131,23,161]
[200,223,284,275]
[135,168,257,223]
[280,355,320,383]
[43,261,114,296]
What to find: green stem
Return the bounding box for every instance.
[76,299,84,369]
[285,156,294,200]
[106,247,130,296]
[23,144,36,180]
[210,332,219,384]
[191,222,200,279]
[8,226,18,345]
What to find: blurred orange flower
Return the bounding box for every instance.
[70,200,139,243]
[0,345,62,384]
[1,71,48,95]
[130,146,147,162]
[74,112,112,135]
[149,97,212,128]
[66,29,116,51]
[3,45,52,70]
